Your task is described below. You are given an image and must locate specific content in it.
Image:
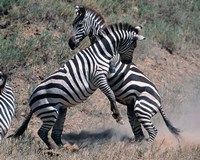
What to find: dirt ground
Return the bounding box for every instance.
[7,45,200,152]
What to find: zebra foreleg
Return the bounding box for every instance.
[51,107,67,147]
[111,102,124,124]
[94,75,124,124]
[127,104,145,142]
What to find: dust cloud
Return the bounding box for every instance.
[175,97,200,146]
[156,93,200,148]
[62,84,200,149]
[110,91,200,148]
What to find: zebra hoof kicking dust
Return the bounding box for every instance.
[112,113,124,125]
[0,71,15,143]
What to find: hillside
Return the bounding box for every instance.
[0,0,200,159]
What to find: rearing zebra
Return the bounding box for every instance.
[0,71,15,143]
[12,23,144,149]
[68,5,180,144]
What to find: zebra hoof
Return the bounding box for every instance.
[117,119,124,125]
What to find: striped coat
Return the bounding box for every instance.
[0,83,15,142]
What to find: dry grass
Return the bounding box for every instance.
[0,0,200,159]
[2,65,200,159]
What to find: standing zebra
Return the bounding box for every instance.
[68,5,180,144]
[12,23,144,149]
[0,71,15,143]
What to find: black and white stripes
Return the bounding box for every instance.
[12,23,143,149]
[0,71,15,143]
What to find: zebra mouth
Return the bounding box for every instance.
[0,80,3,86]
[68,38,79,50]
[0,74,4,86]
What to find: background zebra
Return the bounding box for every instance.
[12,23,143,149]
[0,71,15,143]
[68,5,180,144]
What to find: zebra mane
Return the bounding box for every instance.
[73,5,105,26]
[0,71,7,94]
[101,23,137,36]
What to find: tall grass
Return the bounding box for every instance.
[1,0,199,70]
[136,0,200,54]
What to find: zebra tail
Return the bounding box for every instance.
[12,110,33,138]
[159,106,180,137]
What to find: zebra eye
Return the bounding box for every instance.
[76,23,83,28]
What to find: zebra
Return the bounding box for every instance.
[0,71,15,143]
[69,5,143,65]
[12,23,144,149]
[68,5,180,144]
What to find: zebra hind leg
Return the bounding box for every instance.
[135,104,158,144]
[127,104,145,142]
[38,128,54,149]
[37,109,58,149]
[145,125,158,144]
[51,107,67,147]
[132,120,145,142]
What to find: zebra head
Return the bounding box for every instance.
[99,23,145,64]
[68,5,105,50]
[0,71,7,93]
[119,31,145,64]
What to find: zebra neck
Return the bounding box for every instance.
[0,82,6,95]
[92,42,116,62]
[86,11,105,37]
[0,83,7,95]
[88,25,103,41]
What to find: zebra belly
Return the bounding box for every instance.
[30,71,97,111]
[30,86,96,111]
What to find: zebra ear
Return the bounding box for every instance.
[134,25,143,34]
[75,6,81,15]
[75,6,86,16]
[135,34,145,41]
